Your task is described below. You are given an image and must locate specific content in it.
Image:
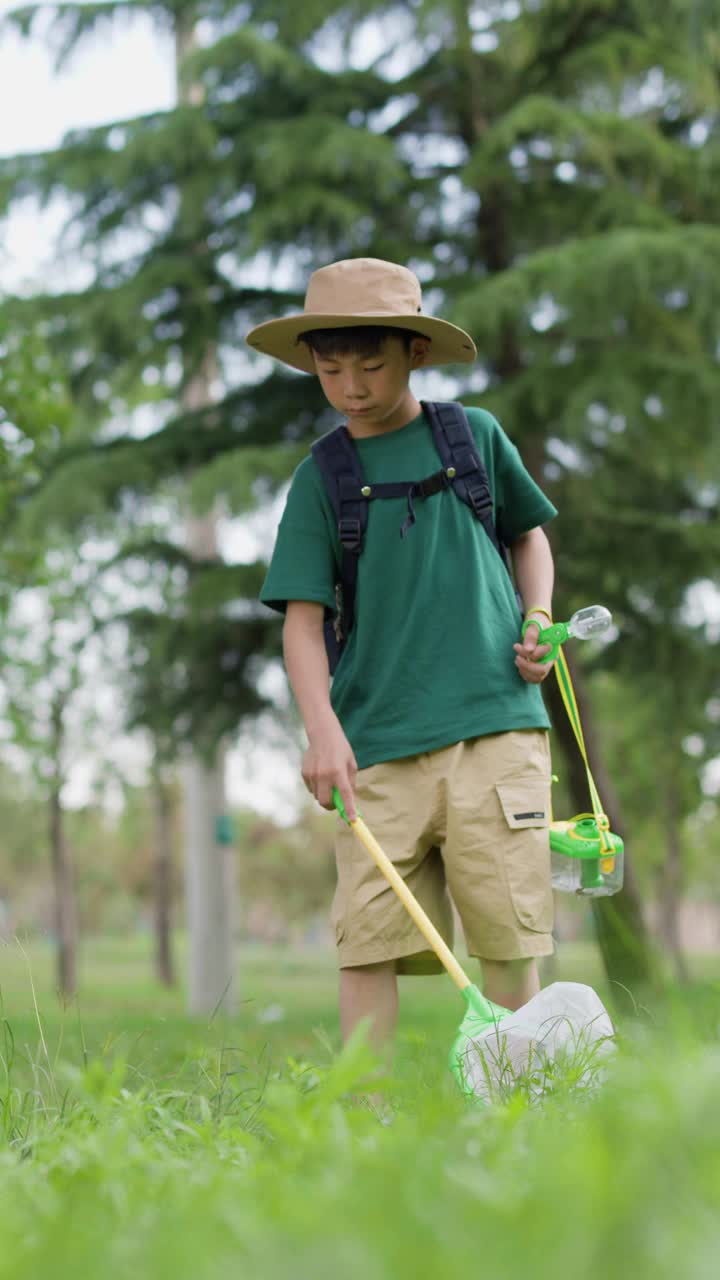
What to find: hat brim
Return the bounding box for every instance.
[245,312,476,374]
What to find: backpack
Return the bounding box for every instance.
[311,400,516,673]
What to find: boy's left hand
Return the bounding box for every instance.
[513,621,554,683]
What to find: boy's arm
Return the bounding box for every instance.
[509,526,555,684]
[283,601,358,819]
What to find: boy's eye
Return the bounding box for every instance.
[363,363,384,372]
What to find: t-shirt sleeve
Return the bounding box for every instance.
[259,456,338,615]
[485,414,558,543]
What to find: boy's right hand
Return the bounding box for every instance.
[302,724,358,821]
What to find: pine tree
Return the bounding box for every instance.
[0,326,72,580]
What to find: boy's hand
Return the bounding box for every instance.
[513,620,554,684]
[302,723,358,821]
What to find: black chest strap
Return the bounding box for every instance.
[310,402,511,671]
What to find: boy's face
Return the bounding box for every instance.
[312,333,429,435]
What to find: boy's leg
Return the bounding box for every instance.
[339,961,398,1048]
[479,956,540,1011]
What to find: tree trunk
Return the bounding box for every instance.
[178,364,235,1014]
[175,14,236,1015]
[48,782,77,999]
[544,653,659,998]
[152,765,176,987]
[182,740,235,1014]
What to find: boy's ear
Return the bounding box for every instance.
[410,336,431,367]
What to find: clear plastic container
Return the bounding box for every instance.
[550,817,624,897]
[567,605,612,641]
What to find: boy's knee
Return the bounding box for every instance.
[479,955,540,1010]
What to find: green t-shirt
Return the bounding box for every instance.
[261,406,558,769]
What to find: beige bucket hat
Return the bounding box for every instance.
[245,257,476,374]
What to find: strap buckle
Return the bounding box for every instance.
[466,485,493,520]
[415,469,450,500]
[338,517,362,550]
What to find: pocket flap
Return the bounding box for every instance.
[496,780,550,830]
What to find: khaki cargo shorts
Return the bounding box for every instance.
[332,730,554,972]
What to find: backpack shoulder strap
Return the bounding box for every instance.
[421,400,505,562]
[310,425,367,672]
[311,425,367,550]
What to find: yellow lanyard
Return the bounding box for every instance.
[553,648,614,854]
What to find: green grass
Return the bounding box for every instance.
[1,935,720,1278]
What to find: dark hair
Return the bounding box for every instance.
[299,325,427,359]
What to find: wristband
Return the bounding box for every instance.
[524,605,552,624]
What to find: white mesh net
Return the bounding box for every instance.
[459,982,616,1102]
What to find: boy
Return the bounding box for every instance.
[247,257,556,1048]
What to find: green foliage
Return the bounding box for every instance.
[188,442,308,514]
[234,806,336,934]
[0,329,72,566]
[1,940,720,1278]
[585,663,720,891]
[0,767,48,890]
[114,606,275,758]
[0,764,336,936]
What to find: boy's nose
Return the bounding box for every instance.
[344,379,368,400]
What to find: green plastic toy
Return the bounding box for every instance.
[550,816,625,895]
[523,603,624,897]
[522,604,612,662]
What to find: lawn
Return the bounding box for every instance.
[1,934,719,1279]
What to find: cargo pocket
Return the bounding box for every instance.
[495,779,553,933]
